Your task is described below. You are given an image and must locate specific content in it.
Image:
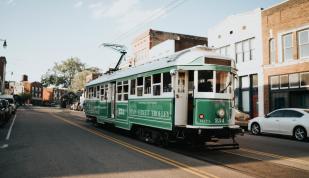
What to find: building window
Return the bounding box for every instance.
[235,38,255,63]
[144,76,151,94]
[241,76,250,89]
[300,72,309,87]
[163,72,172,92]
[289,73,299,88]
[252,74,258,88]
[270,76,279,90]
[269,38,275,64]
[243,40,250,62]
[283,33,293,62]
[280,75,289,89]
[235,42,243,63]
[298,29,309,59]
[217,45,230,57]
[249,38,255,60]
[152,73,161,96]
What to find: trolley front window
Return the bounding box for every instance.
[216,71,230,93]
[198,70,213,92]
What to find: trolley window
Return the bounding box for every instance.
[144,76,151,94]
[117,81,123,101]
[123,80,129,101]
[153,73,161,96]
[130,79,136,95]
[96,86,100,99]
[137,77,143,96]
[198,70,213,92]
[100,85,105,101]
[104,84,108,100]
[89,87,93,98]
[93,86,97,98]
[163,72,172,92]
[216,71,230,93]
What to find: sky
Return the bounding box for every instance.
[0,0,284,82]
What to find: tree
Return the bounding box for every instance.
[41,57,85,88]
[70,67,101,92]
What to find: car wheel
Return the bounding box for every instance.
[294,127,307,141]
[251,123,260,135]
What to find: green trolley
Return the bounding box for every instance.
[84,46,243,147]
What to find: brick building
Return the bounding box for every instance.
[0,56,7,94]
[31,81,43,105]
[43,87,53,103]
[130,29,208,66]
[42,86,68,104]
[262,0,309,113]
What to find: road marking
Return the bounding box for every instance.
[0,144,8,149]
[239,148,309,166]
[6,114,17,140]
[50,113,219,178]
[222,147,309,171]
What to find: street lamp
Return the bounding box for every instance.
[0,39,7,48]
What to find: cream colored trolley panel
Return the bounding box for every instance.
[174,71,188,126]
[110,83,116,118]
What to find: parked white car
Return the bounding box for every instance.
[248,108,309,141]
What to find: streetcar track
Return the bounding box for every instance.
[52,110,259,178]
[49,111,220,178]
[33,108,309,178]
[168,148,262,178]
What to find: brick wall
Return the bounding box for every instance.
[262,0,309,113]
[132,29,207,66]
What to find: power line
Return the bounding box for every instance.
[111,0,187,43]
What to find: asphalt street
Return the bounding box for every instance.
[0,106,309,178]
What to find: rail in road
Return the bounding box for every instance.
[2,106,309,178]
[51,107,309,178]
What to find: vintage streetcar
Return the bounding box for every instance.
[84,46,243,148]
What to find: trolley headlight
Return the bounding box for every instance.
[217,109,225,118]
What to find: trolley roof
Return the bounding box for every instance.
[86,45,232,87]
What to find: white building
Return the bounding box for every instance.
[4,81,24,95]
[207,8,264,117]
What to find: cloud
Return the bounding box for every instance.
[6,0,16,6]
[104,0,138,17]
[88,2,107,19]
[74,1,83,8]
[88,0,166,32]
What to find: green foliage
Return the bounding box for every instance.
[70,67,101,92]
[17,93,32,104]
[41,57,86,88]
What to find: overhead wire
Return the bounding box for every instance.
[111,0,187,43]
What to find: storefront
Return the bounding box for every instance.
[269,71,309,111]
[236,74,259,117]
